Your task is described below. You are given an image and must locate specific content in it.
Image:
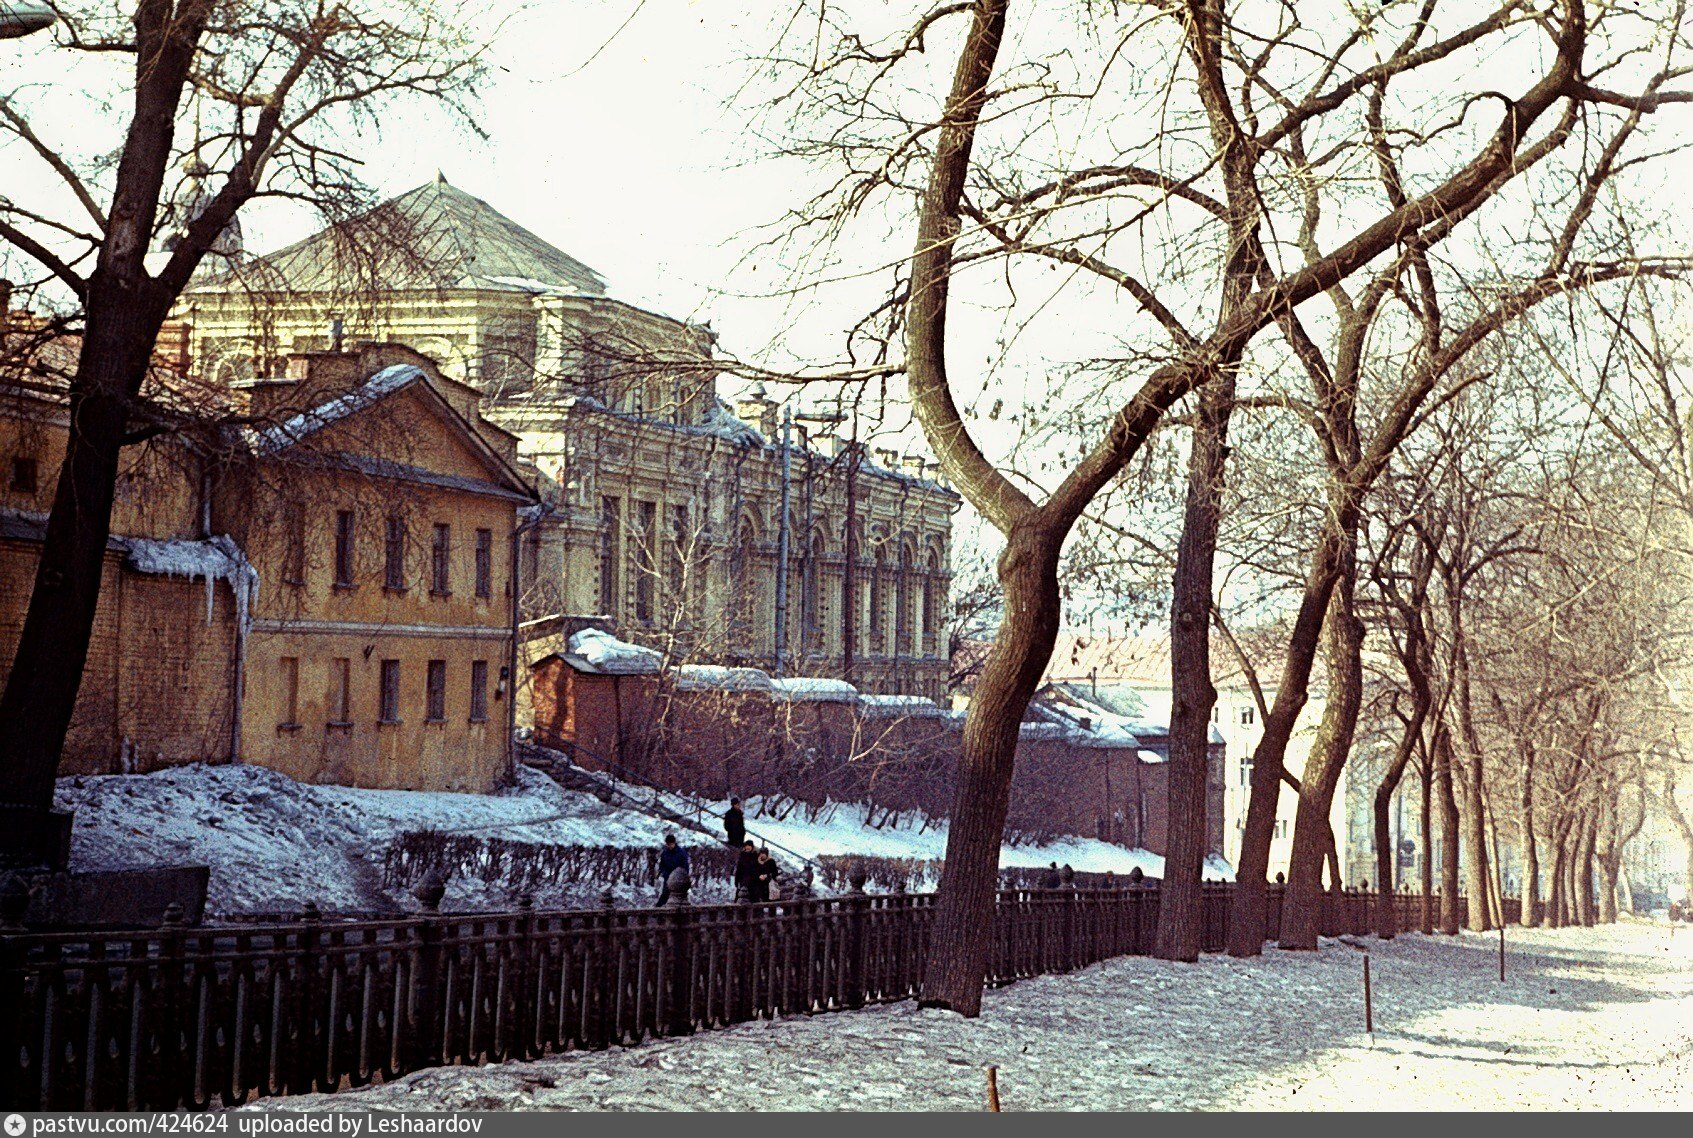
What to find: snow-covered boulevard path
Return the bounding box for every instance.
[248,922,1691,1111]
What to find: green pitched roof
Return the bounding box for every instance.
[188,175,607,297]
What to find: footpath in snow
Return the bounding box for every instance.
[245,923,1693,1111]
[53,763,1222,916]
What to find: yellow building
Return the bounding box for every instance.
[175,176,959,697]
[1,335,537,791]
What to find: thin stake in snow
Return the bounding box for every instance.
[1363,954,1374,1037]
[1499,925,1506,982]
[985,1065,1001,1112]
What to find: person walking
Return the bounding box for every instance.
[734,839,760,901]
[723,797,746,848]
[656,833,690,906]
[750,847,781,903]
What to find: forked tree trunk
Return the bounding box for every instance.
[1434,727,1462,935]
[1228,525,1352,956]
[919,527,1060,1016]
[1156,375,1234,962]
[1575,815,1598,927]
[1450,630,1493,930]
[1546,816,1570,927]
[1281,555,1364,950]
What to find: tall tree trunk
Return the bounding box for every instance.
[1519,744,1541,926]
[1228,524,1352,956]
[1420,744,1434,934]
[1434,726,1462,935]
[1373,705,1424,939]
[0,284,167,863]
[1576,813,1598,927]
[1453,664,1492,930]
[1281,551,1364,950]
[1156,375,1234,962]
[920,527,1059,1016]
[1547,812,1572,927]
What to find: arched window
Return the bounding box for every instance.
[922,547,943,656]
[731,518,762,655]
[869,538,888,657]
[895,539,916,659]
[802,531,826,656]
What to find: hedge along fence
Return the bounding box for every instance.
[380,832,1134,902]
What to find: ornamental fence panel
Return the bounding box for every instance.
[0,883,1490,1112]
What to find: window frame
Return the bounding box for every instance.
[378,659,402,724]
[425,659,447,723]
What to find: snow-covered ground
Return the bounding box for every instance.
[54,762,1221,916]
[242,923,1693,1111]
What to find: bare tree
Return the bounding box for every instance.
[0,0,489,864]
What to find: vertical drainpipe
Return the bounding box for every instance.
[773,405,793,677]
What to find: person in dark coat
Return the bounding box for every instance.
[723,798,746,848]
[750,847,781,903]
[1042,861,1062,890]
[733,839,760,901]
[656,833,690,905]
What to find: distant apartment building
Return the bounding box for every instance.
[1,334,536,791]
[173,175,957,697]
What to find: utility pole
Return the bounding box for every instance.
[773,405,793,677]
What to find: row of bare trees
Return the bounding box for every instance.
[749,0,1693,1012]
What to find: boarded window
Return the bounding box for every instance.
[334,510,355,586]
[431,523,451,594]
[426,660,446,722]
[329,657,351,724]
[470,660,489,722]
[666,505,689,625]
[385,515,406,589]
[475,528,493,598]
[279,657,299,726]
[379,659,401,723]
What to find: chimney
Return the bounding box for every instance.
[875,447,900,469]
[901,454,927,479]
[153,320,192,373]
[733,382,778,438]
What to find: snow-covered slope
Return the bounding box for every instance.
[55,762,1229,917]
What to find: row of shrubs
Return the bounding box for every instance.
[381,830,1152,898]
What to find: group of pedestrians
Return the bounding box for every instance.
[652,795,784,905]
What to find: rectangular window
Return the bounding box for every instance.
[281,502,305,586]
[379,659,401,723]
[9,456,38,493]
[470,659,489,722]
[1239,706,1255,726]
[431,523,451,595]
[334,510,355,586]
[475,528,493,599]
[329,657,351,724]
[425,659,446,722]
[385,515,406,589]
[634,499,656,624]
[1239,758,1253,788]
[599,495,621,616]
[666,505,689,624]
[278,656,300,727]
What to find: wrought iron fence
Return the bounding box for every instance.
[0,883,1486,1111]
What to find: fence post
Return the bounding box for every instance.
[290,901,321,1097]
[1060,867,1077,972]
[667,873,695,1037]
[407,875,447,1076]
[845,869,869,1009]
[513,895,536,1060]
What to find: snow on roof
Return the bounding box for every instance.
[698,396,765,446]
[1138,749,1167,764]
[858,694,947,719]
[673,664,775,693]
[567,628,662,675]
[1018,722,1071,741]
[120,534,259,629]
[769,676,859,703]
[249,364,422,454]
